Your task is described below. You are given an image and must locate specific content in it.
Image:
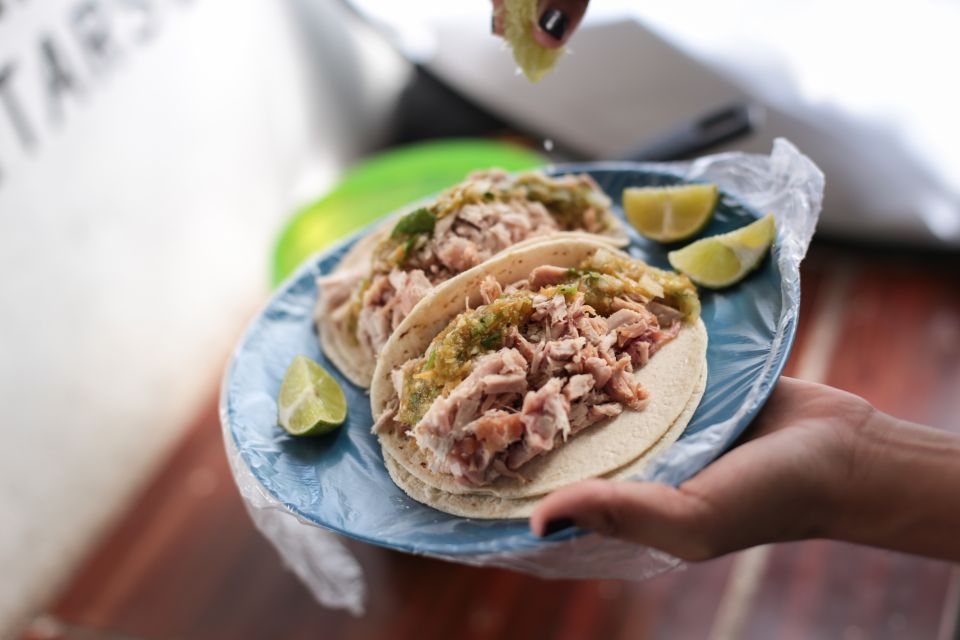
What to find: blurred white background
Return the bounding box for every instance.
[355,0,960,246]
[0,0,407,633]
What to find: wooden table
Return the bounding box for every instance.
[22,240,960,640]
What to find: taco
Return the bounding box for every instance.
[369,237,708,518]
[315,169,629,388]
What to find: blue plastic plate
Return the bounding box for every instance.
[221,165,798,557]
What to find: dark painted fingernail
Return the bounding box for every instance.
[541,517,576,536]
[538,9,568,41]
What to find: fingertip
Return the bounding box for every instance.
[533,11,567,49]
[491,0,504,36]
[530,479,613,535]
[541,516,577,537]
[533,479,725,559]
[534,1,588,48]
[532,29,565,49]
[529,498,552,532]
[529,511,549,537]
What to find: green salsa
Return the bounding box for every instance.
[368,172,611,277]
[576,251,701,320]
[396,251,700,426]
[512,173,611,232]
[372,207,438,273]
[397,291,535,425]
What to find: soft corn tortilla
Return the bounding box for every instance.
[381,363,707,519]
[316,219,396,388]
[370,236,709,504]
[315,199,629,389]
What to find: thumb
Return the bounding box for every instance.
[530,478,722,561]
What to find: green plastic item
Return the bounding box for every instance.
[271,138,546,286]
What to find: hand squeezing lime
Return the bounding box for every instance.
[500,0,564,82]
[278,355,346,436]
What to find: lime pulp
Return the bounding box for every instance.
[277,355,347,436]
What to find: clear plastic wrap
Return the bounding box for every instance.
[220,139,824,614]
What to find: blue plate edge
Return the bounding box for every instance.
[219,163,801,558]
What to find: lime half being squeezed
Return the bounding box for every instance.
[500,0,564,82]
[278,355,347,436]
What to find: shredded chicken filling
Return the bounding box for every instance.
[317,170,614,356]
[385,255,697,487]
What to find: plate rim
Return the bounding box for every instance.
[220,162,800,556]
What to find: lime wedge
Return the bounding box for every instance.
[501,0,564,82]
[623,183,718,242]
[668,214,776,289]
[278,355,347,436]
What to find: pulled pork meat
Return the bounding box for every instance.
[320,169,613,357]
[355,199,556,354]
[396,270,684,487]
